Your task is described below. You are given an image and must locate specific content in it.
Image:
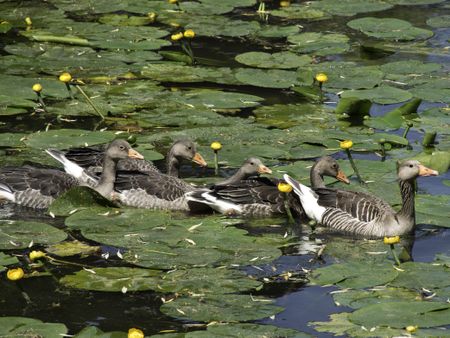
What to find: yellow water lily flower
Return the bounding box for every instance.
[7,267,24,281]
[184,29,195,39]
[59,72,72,83]
[315,73,328,83]
[280,1,291,7]
[210,141,222,151]
[340,140,353,150]
[278,182,293,193]
[128,328,144,338]
[384,236,400,245]
[406,325,418,333]
[147,12,157,21]
[171,32,183,41]
[168,0,178,3]
[32,83,42,93]
[25,17,32,26]
[29,250,46,261]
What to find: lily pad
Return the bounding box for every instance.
[0,252,19,272]
[256,25,302,38]
[60,267,162,292]
[235,52,311,69]
[347,17,434,41]
[271,5,327,20]
[427,15,450,28]
[0,220,67,250]
[0,317,67,337]
[410,78,450,103]
[46,240,101,257]
[389,262,450,290]
[310,0,393,16]
[288,32,350,56]
[161,294,284,322]
[416,194,450,228]
[341,86,413,104]
[234,68,300,88]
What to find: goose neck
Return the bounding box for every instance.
[310,163,325,188]
[397,179,416,222]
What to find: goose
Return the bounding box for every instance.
[113,157,272,211]
[186,156,349,217]
[283,160,438,238]
[61,139,207,177]
[0,140,143,209]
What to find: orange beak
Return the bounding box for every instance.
[336,170,350,184]
[258,165,272,174]
[418,164,438,177]
[128,148,144,160]
[192,152,207,167]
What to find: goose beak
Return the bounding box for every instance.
[192,153,207,167]
[258,165,272,174]
[128,148,144,160]
[336,170,350,184]
[418,164,438,177]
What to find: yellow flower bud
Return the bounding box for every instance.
[315,73,328,83]
[383,236,400,245]
[32,83,43,93]
[128,328,144,338]
[168,0,178,3]
[280,0,291,7]
[7,267,24,281]
[29,250,46,261]
[25,17,32,26]
[340,140,353,150]
[171,32,183,41]
[278,182,293,193]
[184,29,195,39]
[59,72,72,83]
[147,12,157,21]
[406,325,418,333]
[210,141,222,151]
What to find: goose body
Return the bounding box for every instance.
[186,156,349,217]
[284,160,438,238]
[62,139,206,177]
[0,140,142,209]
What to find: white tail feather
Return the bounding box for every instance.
[283,174,325,222]
[0,183,15,202]
[185,190,242,214]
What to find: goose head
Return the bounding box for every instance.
[315,156,349,184]
[240,157,272,176]
[105,139,144,162]
[398,160,438,181]
[171,140,207,167]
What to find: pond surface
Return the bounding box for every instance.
[0,0,449,337]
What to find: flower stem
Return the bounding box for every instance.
[389,243,401,266]
[36,93,48,112]
[402,123,412,139]
[379,142,386,161]
[214,151,219,176]
[65,83,74,99]
[283,194,295,224]
[74,84,104,120]
[345,149,365,185]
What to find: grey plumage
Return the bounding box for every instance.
[286,160,439,238]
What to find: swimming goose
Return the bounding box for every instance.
[113,157,272,211]
[0,140,143,209]
[61,139,207,177]
[186,156,349,217]
[283,160,438,238]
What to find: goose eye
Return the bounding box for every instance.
[119,145,125,150]
[332,164,337,169]
[250,162,254,165]
[409,164,414,168]
[187,146,192,150]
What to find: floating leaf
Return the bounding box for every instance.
[0,252,19,272]
[341,86,413,104]
[427,15,450,28]
[235,68,300,88]
[347,17,434,41]
[310,0,393,16]
[46,240,101,257]
[288,32,350,56]
[0,317,67,337]
[235,52,311,69]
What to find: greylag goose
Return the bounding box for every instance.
[186,156,349,217]
[113,157,272,211]
[283,160,438,238]
[0,140,143,209]
[61,139,206,177]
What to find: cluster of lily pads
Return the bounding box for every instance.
[0,0,449,336]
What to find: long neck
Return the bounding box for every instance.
[95,156,117,198]
[217,167,249,186]
[310,162,325,188]
[167,150,180,177]
[397,179,416,222]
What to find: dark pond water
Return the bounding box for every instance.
[0,0,449,337]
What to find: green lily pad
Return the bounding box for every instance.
[341,86,413,104]
[390,0,446,4]
[364,98,421,129]
[410,78,450,103]
[60,267,162,292]
[176,89,264,109]
[0,220,67,250]
[161,294,284,322]
[74,326,126,338]
[235,68,300,88]
[427,15,450,28]
[256,25,302,38]
[310,0,393,16]
[416,194,450,228]
[380,60,441,75]
[349,301,450,328]
[347,17,434,41]
[310,261,398,289]
[271,5,327,20]
[46,240,101,257]
[389,262,450,290]
[288,32,350,56]
[0,252,19,272]
[414,151,450,174]
[0,317,67,337]
[235,52,311,69]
